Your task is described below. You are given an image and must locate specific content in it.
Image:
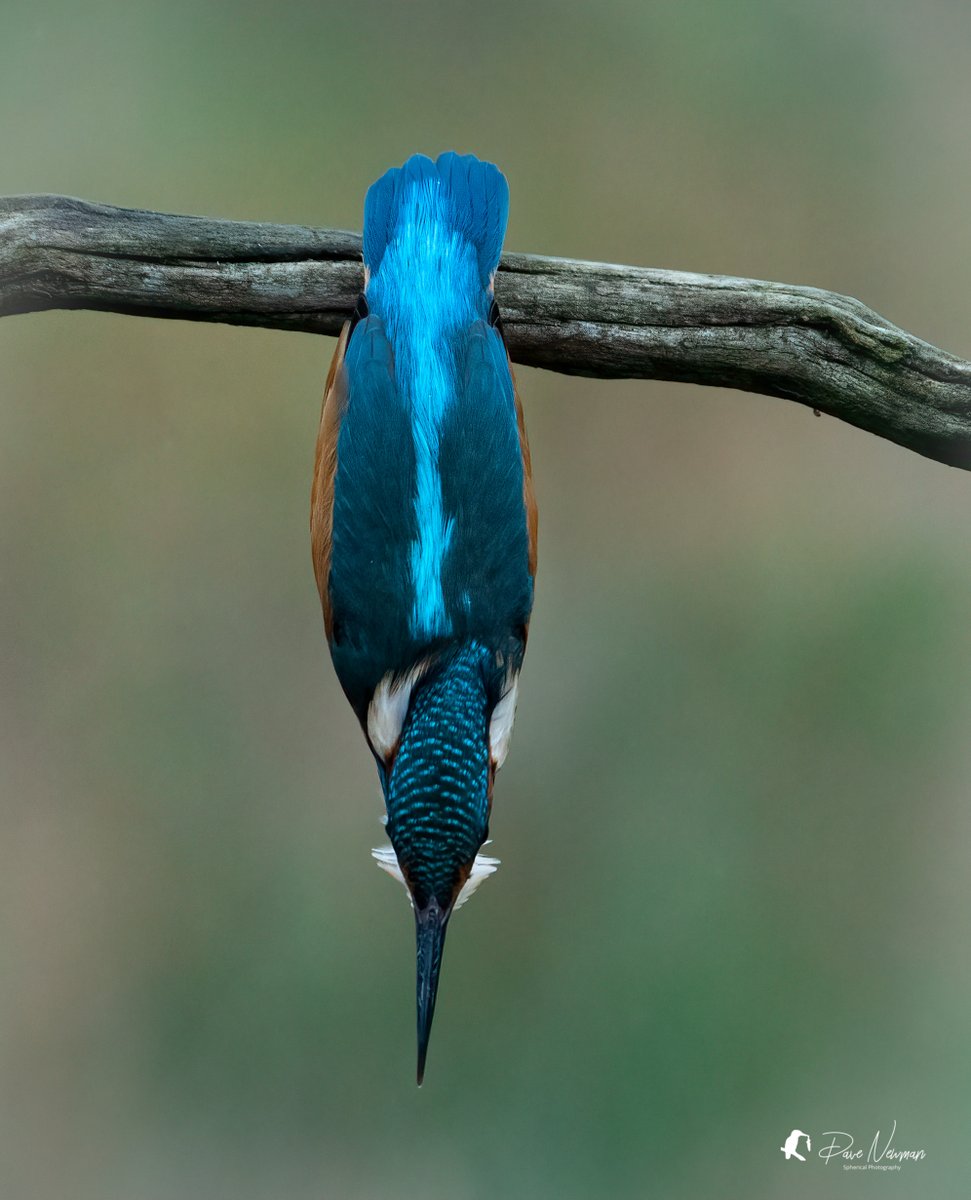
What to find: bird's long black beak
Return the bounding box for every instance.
[415,900,449,1086]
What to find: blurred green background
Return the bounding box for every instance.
[2,1,970,1196]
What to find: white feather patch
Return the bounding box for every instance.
[371,843,407,890]
[489,675,520,769]
[453,851,500,910]
[370,843,500,912]
[367,665,424,761]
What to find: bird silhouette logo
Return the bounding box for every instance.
[780,1129,812,1161]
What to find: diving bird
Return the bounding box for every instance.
[311,152,537,1083]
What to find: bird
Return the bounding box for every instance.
[310,152,537,1083]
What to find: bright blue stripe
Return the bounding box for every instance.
[366,177,482,640]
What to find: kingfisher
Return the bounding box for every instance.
[310,153,537,1083]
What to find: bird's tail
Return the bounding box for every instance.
[362,152,509,288]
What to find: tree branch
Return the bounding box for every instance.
[3,193,970,470]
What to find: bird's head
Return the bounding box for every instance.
[368,641,519,1083]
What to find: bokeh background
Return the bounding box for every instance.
[2,2,970,1197]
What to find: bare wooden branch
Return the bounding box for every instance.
[2,193,970,470]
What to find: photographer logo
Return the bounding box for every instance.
[779,1121,925,1172]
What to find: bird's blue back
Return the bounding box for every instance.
[328,153,533,716]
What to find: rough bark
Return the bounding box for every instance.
[2,193,970,469]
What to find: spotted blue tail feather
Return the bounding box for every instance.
[385,640,497,1085]
[386,642,494,909]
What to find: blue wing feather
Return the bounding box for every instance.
[329,314,418,713]
[438,320,533,642]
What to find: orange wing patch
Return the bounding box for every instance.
[310,320,351,640]
[510,359,538,582]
